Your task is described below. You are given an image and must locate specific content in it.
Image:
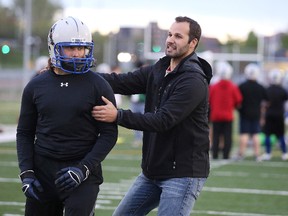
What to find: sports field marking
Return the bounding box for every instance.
[0,177,20,183]
[106,154,141,160]
[203,187,288,196]
[1,163,287,183]
[102,165,140,173]
[211,171,249,177]
[1,178,287,215]
[0,161,18,167]
[1,156,286,167]
[211,170,288,179]
[1,203,286,216]
[1,157,287,215]
[0,201,23,206]
[3,214,23,216]
[192,210,286,216]
[229,160,288,168]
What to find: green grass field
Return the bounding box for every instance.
[0,100,288,215]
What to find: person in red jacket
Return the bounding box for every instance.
[209,61,242,159]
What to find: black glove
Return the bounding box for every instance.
[55,164,90,192]
[19,170,44,201]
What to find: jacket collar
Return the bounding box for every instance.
[159,52,213,84]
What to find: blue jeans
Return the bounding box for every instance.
[112,173,207,216]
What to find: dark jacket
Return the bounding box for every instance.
[101,52,212,179]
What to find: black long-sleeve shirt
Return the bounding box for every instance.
[17,69,118,173]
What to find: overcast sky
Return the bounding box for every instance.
[58,0,288,42]
[1,0,287,42]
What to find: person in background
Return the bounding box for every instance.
[96,63,122,107]
[282,71,288,136]
[209,61,242,160]
[33,56,49,77]
[208,67,221,149]
[235,63,267,161]
[16,17,117,215]
[111,64,123,107]
[261,69,288,161]
[92,16,212,216]
[130,60,146,147]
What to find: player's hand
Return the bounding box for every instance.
[19,170,44,201]
[92,96,118,122]
[55,164,89,192]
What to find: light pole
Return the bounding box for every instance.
[23,0,32,88]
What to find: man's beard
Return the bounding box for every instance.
[165,44,189,58]
[165,48,186,59]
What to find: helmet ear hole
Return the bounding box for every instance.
[47,16,94,74]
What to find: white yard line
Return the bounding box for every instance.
[0,125,17,144]
[192,210,286,216]
[1,201,285,216]
[1,153,287,215]
[203,187,288,196]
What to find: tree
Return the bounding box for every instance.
[92,31,108,64]
[223,31,259,53]
[224,35,241,52]
[13,0,62,54]
[0,5,18,38]
[243,31,258,51]
[281,33,288,49]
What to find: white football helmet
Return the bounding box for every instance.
[47,16,94,74]
[244,63,260,80]
[35,56,49,72]
[268,68,283,85]
[215,61,233,80]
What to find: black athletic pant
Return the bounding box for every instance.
[24,154,101,216]
[212,121,232,159]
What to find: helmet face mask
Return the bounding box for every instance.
[54,42,94,73]
[48,17,94,74]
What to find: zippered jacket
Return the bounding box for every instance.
[101,52,212,179]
